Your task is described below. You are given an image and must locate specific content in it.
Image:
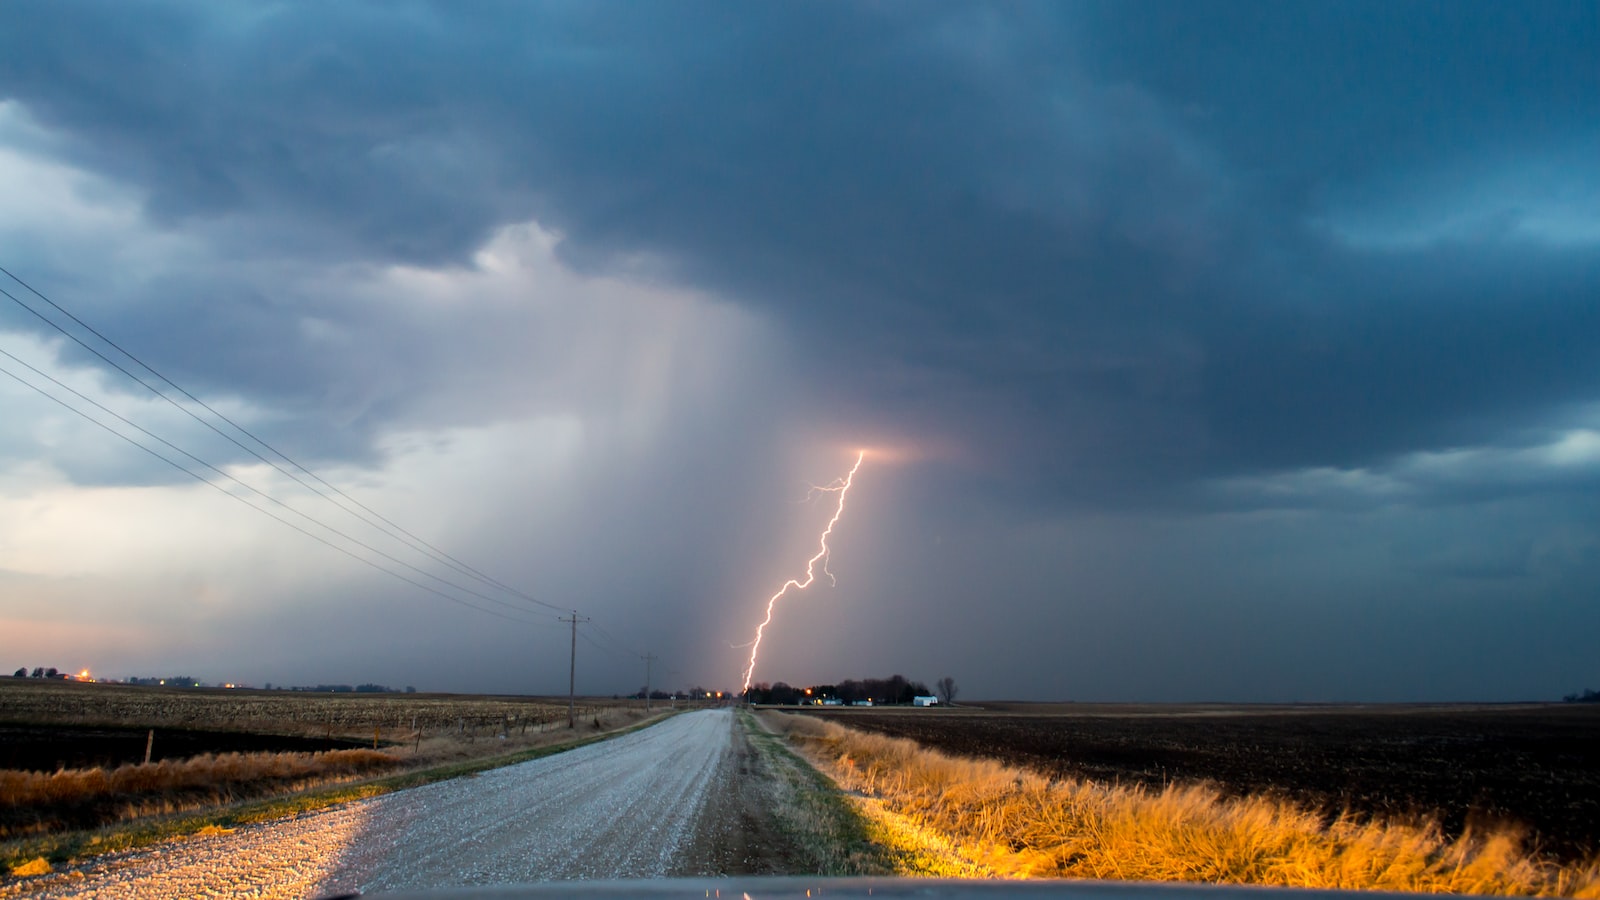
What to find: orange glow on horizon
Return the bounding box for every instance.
[740,450,865,692]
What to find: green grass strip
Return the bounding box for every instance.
[3,712,672,874]
[739,709,895,876]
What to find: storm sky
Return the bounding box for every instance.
[2,2,1596,700]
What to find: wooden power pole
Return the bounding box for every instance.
[561,610,588,728]
[643,652,657,711]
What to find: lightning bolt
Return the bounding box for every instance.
[740,450,866,693]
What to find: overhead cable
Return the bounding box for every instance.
[0,267,563,613]
[0,344,549,618]
[0,357,548,626]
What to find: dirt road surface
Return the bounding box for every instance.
[6,708,783,899]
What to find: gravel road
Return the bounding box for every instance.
[6,708,751,899]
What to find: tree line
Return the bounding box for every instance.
[745,673,958,705]
[12,666,72,680]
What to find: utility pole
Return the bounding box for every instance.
[561,610,588,728]
[643,652,657,711]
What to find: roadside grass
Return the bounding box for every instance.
[769,713,1600,897]
[740,709,894,876]
[2,711,671,877]
[1,748,402,838]
[754,710,994,878]
[847,794,1000,878]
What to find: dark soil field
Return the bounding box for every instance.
[806,703,1600,863]
[0,724,365,772]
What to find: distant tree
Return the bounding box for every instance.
[886,674,909,703]
[43,667,58,679]
[30,667,44,678]
[405,685,416,694]
[936,676,959,705]
[12,668,25,678]
[1564,688,1600,703]
[830,675,929,704]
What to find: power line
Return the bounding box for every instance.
[586,620,645,658]
[578,622,689,693]
[577,628,640,664]
[0,267,684,669]
[0,344,544,619]
[0,267,563,613]
[0,356,549,626]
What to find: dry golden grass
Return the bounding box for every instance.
[0,749,397,811]
[774,714,1600,897]
[8,856,51,877]
[0,749,401,840]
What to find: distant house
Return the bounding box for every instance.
[912,695,939,707]
[851,699,873,707]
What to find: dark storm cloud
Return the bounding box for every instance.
[3,0,1597,505]
[1076,2,1599,191]
[1201,240,1600,475]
